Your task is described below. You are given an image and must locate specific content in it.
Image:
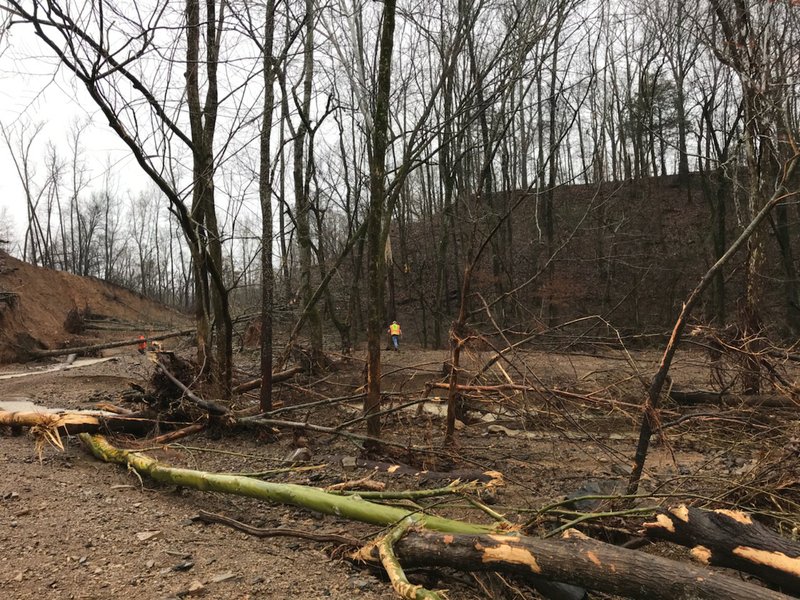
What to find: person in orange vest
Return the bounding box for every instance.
[137,335,147,354]
[388,320,402,351]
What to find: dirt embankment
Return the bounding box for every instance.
[0,251,188,362]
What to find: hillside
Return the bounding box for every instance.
[0,250,189,362]
[397,173,800,345]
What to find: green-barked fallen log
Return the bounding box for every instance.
[78,434,793,600]
[78,433,492,534]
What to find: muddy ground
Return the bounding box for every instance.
[2,342,799,599]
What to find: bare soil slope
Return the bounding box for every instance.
[0,251,188,362]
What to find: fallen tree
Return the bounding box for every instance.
[79,433,492,534]
[0,408,159,437]
[356,528,792,600]
[27,328,196,359]
[645,504,800,595]
[77,434,795,600]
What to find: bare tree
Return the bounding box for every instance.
[3,0,244,393]
[1,121,47,265]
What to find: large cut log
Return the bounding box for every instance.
[644,504,800,594]
[355,528,792,600]
[28,328,195,359]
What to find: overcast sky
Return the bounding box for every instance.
[0,22,149,244]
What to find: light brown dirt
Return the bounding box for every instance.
[0,250,188,362]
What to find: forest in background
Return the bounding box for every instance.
[0,0,798,410]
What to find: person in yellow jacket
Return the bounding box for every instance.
[388,320,402,351]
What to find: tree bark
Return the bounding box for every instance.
[364,0,398,441]
[258,0,277,412]
[354,528,791,600]
[645,505,800,595]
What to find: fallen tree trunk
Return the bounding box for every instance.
[425,381,613,405]
[232,366,304,394]
[644,504,800,594]
[354,528,792,600]
[667,388,799,408]
[668,388,723,405]
[79,434,492,534]
[0,409,158,437]
[28,328,195,359]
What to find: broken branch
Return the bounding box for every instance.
[644,504,800,594]
[356,529,792,600]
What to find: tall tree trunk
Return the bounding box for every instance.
[259,0,277,412]
[185,0,232,396]
[365,0,397,441]
[294,0,323,366]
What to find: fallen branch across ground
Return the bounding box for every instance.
[78,434,794,600]
[27,328,196,359]
[194,510,360,546]
[231,366,304,394]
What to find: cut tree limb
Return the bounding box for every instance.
[147,423,206,445]
[79,434,493,535]
[644,504,800,594]
[231,366,304,394]
[27,328,195,359]
[355,528,793,600]
[376,518,444,600]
